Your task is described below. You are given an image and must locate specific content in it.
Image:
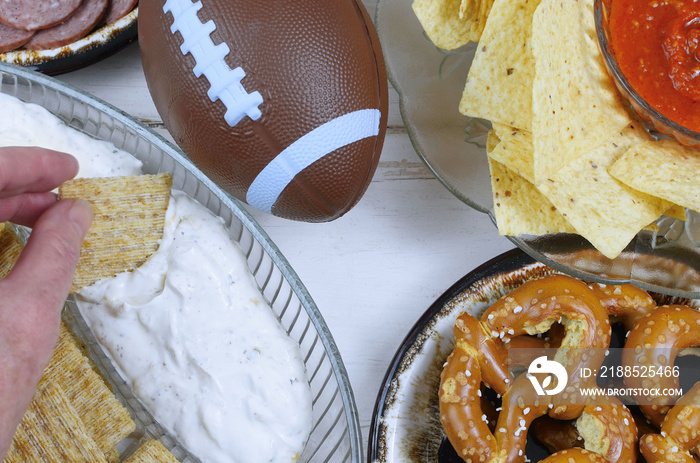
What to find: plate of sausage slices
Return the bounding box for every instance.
[0,0,138,75]
[369,248,700,463]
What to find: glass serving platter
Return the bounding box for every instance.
[0,62,361,463]
[374,0,700,298]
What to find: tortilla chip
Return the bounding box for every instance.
[59,173,172,292]
[609,139,700,214]
[412,0,493,49]
[459,0,541,131]
[0,223,23,279]
[4,382,107,463]
[531,0,634,184]
[488,131,574,236]
[664,204,687,221]
[124,440,180,463]
[537,124,670,259]
[487,124,535,183]
[42,326,136,456]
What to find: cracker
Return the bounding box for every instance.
[4,382,107,463]
[58,173,172,292]
[41,326,136,456]
[609,139,700,214]
[124,440,180,463]
[0,222,22,279]
[531,0,633,184]
[459,0,541,131]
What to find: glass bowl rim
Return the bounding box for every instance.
[593,0,700,144]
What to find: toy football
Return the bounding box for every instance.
[139,0,388,222]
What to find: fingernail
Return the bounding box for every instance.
[69,199,94,235]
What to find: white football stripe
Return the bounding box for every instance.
[246,109,382,214]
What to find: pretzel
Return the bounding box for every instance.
[639,381,700,463]
[530,416,583,454]
[588,283,657,332]
[483,274,611,420]
[538,448,611,463]
[622,305,700,427]
[532,407,655,461]
[439,275,637,463]
[508,282,655,368]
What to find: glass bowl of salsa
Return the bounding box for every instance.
[595,0,700,146]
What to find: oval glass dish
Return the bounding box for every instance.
[375,0,700,298]
[0,62,361,463]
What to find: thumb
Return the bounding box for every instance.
[7,199,93,307]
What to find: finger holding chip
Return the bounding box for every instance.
[0,147,80,227]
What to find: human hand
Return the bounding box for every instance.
[0,147,93,458]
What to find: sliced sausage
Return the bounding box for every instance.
[102,0,138,25]
[0,0,83,31]
[24,0,108,50]
[0,21,34,52]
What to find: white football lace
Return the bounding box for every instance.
[163,0,263,127]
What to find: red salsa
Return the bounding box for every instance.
[609,0,700,132]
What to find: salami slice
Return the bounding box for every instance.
[0,0,83,31]
[102,0,138,25]
[0,20,34,52]
[24,0,108,50]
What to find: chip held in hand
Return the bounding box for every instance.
[58,173,173,293]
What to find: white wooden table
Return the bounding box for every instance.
[55,8,515,457]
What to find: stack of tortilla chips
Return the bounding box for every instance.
[413,0,700,259]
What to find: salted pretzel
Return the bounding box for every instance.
[507,282,656,369]
[539,448,611,463]
[622,304,700,427]
[531,405,656,461]
[439,274,637,463]
[483,274,612,420]
[639,381,700,462]
[588,282,657,332]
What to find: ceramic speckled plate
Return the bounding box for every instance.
[368,249,700,463]
[0,8,137,76]
[368,249,556,463]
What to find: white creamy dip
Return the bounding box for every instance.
[0,93,313,463]
[0,93,142,178]
[77,191,313,463]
